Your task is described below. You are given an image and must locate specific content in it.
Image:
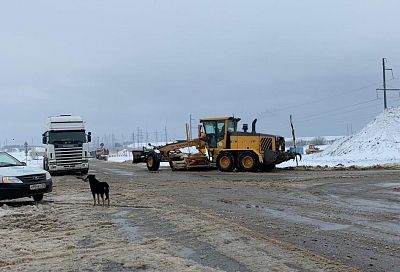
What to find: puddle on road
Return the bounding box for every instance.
[100,168,136,177]
[244,204,351,231]
[177,247,196,258]
[112,210,141,241]
[344,197,400,212]
[376,182,400,188]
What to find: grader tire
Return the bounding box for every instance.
[147,153,161,171]
[238,151,259,172]
[216,152,235,172]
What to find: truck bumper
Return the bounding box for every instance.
[48,162,89,173]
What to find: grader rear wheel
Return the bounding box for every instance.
[238,151,259,172]
[216,152,235,172]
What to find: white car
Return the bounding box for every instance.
[0,152,52,201]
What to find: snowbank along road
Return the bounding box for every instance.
[0,160,399,271]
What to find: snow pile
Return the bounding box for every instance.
[281,108,400,167]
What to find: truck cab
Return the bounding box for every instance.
[42,115,91,174]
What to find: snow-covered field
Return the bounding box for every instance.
[281,108,400,168]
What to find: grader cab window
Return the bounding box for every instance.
[227,120,237,133]
[203,120,227,148]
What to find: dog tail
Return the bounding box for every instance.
[105,183,110,200]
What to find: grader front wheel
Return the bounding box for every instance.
[147,153,161,171]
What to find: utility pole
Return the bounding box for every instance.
[155,130,159,144]
[189,114,193,140]
[137,127,139,147]
[377,58,399,110]
[383,58,387,109]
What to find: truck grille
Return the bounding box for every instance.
[18,174,46,183]
[54,146,83,165]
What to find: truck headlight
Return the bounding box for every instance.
[45,172,51,180]
[2,177,23,184]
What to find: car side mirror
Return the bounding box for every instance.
[87,132,92,143]
[20,162,27,166]
[42,134,46,144]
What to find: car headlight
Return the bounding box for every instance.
[45,172,51,180]
[2,177,23,184]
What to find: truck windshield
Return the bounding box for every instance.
[49,130,86,144]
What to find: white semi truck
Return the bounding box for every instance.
[42,115,91,174]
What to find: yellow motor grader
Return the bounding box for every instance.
[132,117,301,172]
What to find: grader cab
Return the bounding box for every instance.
[135,116,301,172]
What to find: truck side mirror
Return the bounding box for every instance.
[87,132,92,143]
[42,134,46,144]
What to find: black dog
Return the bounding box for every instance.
[83,174,110,206]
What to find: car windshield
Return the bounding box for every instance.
[48,130,86,144]
[0,152,24,167]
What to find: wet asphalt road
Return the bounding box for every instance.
[89,160,400,272]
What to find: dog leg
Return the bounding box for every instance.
[101,194,104,206]
[97,194,100,205]
[92,193,96,206]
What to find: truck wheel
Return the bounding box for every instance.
[147,153,161,171]
[238,151,259,172]
[33,194,44,202]
[216,152,235,172]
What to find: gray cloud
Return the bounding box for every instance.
[1,0,399,146]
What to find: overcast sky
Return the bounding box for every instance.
[1,0,399,146]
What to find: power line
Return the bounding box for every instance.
[296,99,381,123]
[258,80,383,120]
[295,98,380,121]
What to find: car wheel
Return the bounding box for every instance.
[33,194,44,202]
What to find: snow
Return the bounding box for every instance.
[281,108,400,167]
[8,151,43,169]
[107,149,133,163]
